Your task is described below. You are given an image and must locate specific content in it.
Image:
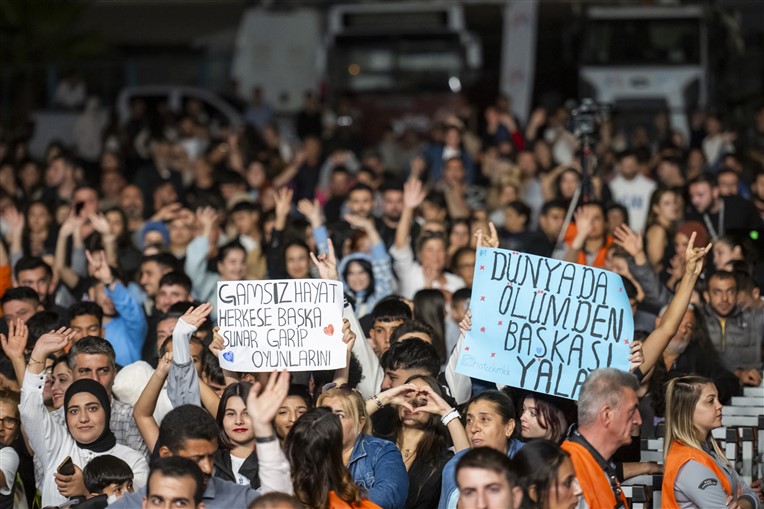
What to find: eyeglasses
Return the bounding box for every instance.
[0,417,19,429]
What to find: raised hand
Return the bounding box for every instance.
[475,222,499,249]
[629,340,645,373]
[410,156,426,178]
[684,231,712,276]
[155,351,173,377]
[573,207,594,240]
[85,250,113,285]
[310,238,339,281]
[181,303,213,329]
[376,384,417,414]
[195,207,219,233]
[209,326,224,358]
[613,224,644,258]
[403,178,427,210]
[343,214,374,233]
[341,319,356,351]
[1,207,24,240]
[297,198,323,227]
[412,385,454,416]
[87,213,113,238]
[458,309,472,337]
[274,187,294,220]
[33,327,75,359]
[0,318,28,360]
[152,202,183,222]
[247,370,291,428]
[528,107,547,127]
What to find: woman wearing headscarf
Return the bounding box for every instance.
[19,328,148,507]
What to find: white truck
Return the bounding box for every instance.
[579,5,708,138]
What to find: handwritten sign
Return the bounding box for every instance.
[456,248,633,400]
[216,279,346,372]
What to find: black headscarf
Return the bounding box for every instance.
[63,379,117,453]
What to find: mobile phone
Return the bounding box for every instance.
[57,456,75,476]
[74,201,85,216]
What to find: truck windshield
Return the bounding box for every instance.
[330,34,463,93]
[582,18,701,66]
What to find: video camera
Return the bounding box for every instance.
[571,98,610,139]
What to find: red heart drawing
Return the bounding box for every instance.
[323,324,334,336]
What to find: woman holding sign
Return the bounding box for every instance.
[662,376,759,509]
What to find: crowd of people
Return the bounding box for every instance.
[0,86,762,509]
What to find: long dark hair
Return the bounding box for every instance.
[104,207,134,247]
[413,289,448,364]
[343,258,375,303]
[519,392,571,444]
[216,382,252,450]
[285,407,364,509]
[512,439,571,509]
[389,375,449,480]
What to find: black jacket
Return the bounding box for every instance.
[213,449,260,490]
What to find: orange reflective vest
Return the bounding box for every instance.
[662,441,731,509]
[563,223,613,268]
[562,440,629,509]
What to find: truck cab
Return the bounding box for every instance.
[579,5,707,139]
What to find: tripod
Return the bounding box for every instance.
[553,130,598,253]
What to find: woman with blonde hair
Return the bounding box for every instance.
[317,387,408,509]
[662,375,759,509]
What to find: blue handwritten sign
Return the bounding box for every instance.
[456,248,633,400]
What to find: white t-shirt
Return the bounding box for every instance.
[609,174,656,233]
[0,447,19,495]
[230,454,249,486]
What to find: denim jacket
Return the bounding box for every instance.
[437,439,525,509]
[347,434,409,509]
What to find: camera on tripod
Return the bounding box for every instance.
[571,98,610,139]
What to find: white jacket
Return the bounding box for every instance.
[20,371,149,507]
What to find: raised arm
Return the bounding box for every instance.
[133,352,172,453]
[332,319,355,386]
[298,198,328,254]
[87,249,147,363]
[88,213,118,268]
[2,207,24,262]
[272,148,306,189]
[246,370,293,494]
[444,225,498,404]
[167,303,212,408]
[394,178,426,250]
[614,224,674,308]
[267,188,294,279]
[345,214,395,299]
[416,385,470,452]
[53,214,83,289]
[562,206,593,263]
[640,232,711,375]
[20,328,75,465]
[0,319,29,386]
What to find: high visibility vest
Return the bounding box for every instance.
[563,223,613,268]
[662,441,731,509]
[562,440,629,509]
